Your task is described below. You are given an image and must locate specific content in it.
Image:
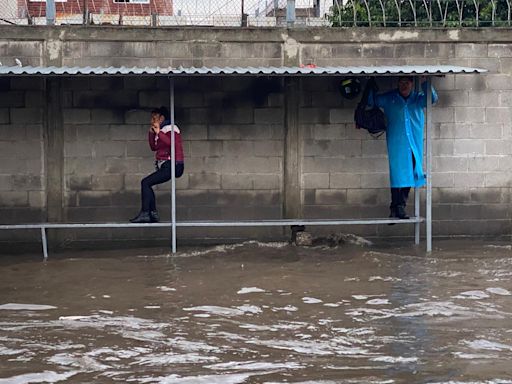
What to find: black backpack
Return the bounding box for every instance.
[354,78,386,137]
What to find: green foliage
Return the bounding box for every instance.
[328,0,512,28]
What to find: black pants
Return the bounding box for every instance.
[390,153,415,210]
[390,187,411,210]
[141,161,184,212]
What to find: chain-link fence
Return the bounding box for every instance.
[1,0,510,27]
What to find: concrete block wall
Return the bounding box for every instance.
[0,26,511,248]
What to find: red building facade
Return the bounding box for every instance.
[21,0,173,19]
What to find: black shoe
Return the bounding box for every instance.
[396,205,409,220]
[130,211,151,223]
[150,210,160,223]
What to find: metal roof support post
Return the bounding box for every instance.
[169,78,177,253]
[414,78,420,245]
[46,0,56,25]
[287,0,296,26]
[426,78,432,252]
[41,227,48,260]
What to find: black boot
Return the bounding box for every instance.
[395,205,409,219]
[150,210,160,223]
[130,211,151,223]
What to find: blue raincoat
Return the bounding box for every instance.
[369,82,438,188]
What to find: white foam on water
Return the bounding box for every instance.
[452,352,497,359]
[157,286,176,292]
[194,313,211,318]
[466,339,512,351]
[48,353,111,371]
[235,305,262,314]
[323,303,340,307]
[271,305,298,312]
[484,244,512,250]
[183,306,256,317]
[144,306,161,309]
[205,361,304,371]
[352,295,369,300]
[370,356,418,363]
[98,310,113,315]
[247,338,369,356]
[102,295,111,298]
[175,240,289,258]
[366,299,390,305]
[453,291,490,300]
[486,287,511,296]
[237,287,265,294]
[0,346,28,355]
[132,352,219,366]
[0,370,79,384]
[0,303,57,311]
[302,297,323,304]
[59,316,95,321]
[344,277,360,282]
[132,371,261,384]
[429,381,512,384]
[368,276,401,282]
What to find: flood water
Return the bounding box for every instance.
[1,237,512,383]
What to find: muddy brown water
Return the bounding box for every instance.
[1,238,512,383]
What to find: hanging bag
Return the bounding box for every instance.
[354,78,387,138]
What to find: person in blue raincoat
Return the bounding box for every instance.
[369,76,438,220]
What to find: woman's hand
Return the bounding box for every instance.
[151,122,160,135]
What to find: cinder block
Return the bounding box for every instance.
[433,139,454,156]
[28,191,45,209]
[488,44,512,58]
[469,58,501,73]
[126,141,151,157]
[360,173,389,188]
[254,108,283,124]
[329,108,354,124]
[432,172,454,188]
[0,191,28,206]
[155,42,191,58]
[468,156,500,172]
[434,157,468,172]
[329,173,361,189]
[469,124,502,139]
[435,90,469,107]
[312,124,345,140]
[67,175,92,191]
[455,75,486,91]
[138,91,169,109]
[10,108,43,124]
[453,139,484,155]
[189,172,221,189]
[221,174,253,189]
[223,141,254,157]
[0,91,24,108]
[469,187,503,203]
[188,141,223,158]
[314,189,347,205]
[91,109,124,124]
[299,108,330,124]
[362,44,394,58]
[435,123,470,139]
[499,91,512,107]
[498,156,512,171]
[0,175,13,191]
[485,140,512,155]
[78,191,112,207]
[394,44,425,58]
[11,175,43,190]
[182,124,208,141]
[75,124,110,142]
[302,173,329,189]
[221,156,281,173]
[93,141,125,157]
[67,158,108,175]
[432,107,454,123]
[454,107,485,123]
[63,108,91,124]
[92,174,124,191]
[64,141,94,158]
[500,58,512,75]
[486,75,512,91]
[111,124,146,141]
[362,140,387,157]
[346,189,379,205]
[10,77,43,90]
[455,43,488,58]
[454,173,485,188]
[124,110,151,125]
[253,174,280,190]
[254,140,283,157]
[485,108,512,124]
[425,43,455,59]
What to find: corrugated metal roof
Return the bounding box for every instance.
[0,65,487,76]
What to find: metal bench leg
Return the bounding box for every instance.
[414,187,420,245]
[41,227,48,260]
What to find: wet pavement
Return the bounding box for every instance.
[1,238,512,383]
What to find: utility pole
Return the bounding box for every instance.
[286,0,295,26]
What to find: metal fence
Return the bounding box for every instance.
[0,0,510,27]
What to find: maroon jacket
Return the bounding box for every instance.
[148,124,184,162]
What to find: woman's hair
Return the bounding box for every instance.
[151,106,170,121]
